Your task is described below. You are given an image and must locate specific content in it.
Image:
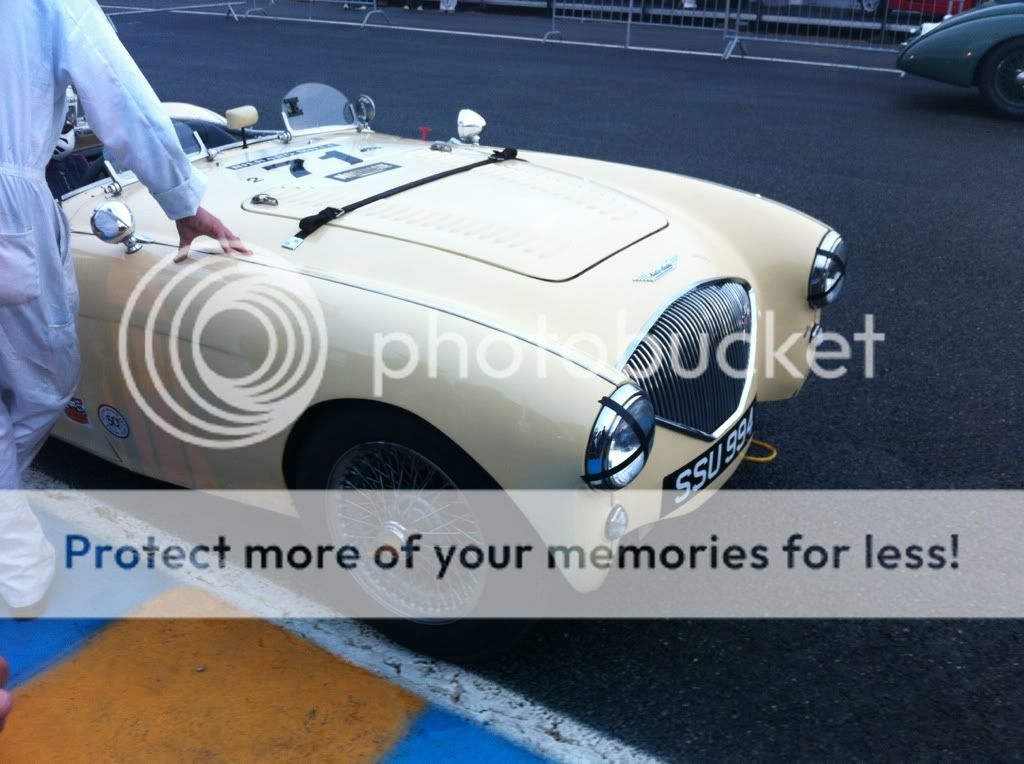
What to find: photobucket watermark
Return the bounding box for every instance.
[372,311,884,396]
[118,246,328,449]
[115,260,883,447]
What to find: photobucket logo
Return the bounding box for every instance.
[625,330,753,383]
[118,248,328,449]
[370,310,884,394]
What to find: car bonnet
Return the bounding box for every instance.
[236,141,667,282]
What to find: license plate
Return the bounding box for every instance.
[661,403,755,517]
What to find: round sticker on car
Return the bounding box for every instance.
[97,404,130,439]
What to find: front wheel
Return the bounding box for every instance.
[978,39,1024,119]
[294,406,541,659]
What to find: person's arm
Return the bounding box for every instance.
[56,0,248,256]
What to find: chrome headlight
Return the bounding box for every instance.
[808,230,849,308]
[583,384,656,490]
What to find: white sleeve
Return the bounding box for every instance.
[56,0,207,220]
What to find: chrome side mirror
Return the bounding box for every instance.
[457,109,486,144]
[91,201,143,254]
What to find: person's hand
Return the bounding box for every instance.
[175,206,252,263]
[0,655,12,734]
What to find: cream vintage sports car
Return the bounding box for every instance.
[48,83,848,652]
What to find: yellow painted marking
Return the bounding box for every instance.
[0,590,424,762]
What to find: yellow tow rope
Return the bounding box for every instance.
[743,438,778,464]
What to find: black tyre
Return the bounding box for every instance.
[293,405,541,660]
[978,38,1024,119]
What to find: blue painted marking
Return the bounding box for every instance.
[0,509,175,687]
[320,150,362,165]
[263,158,311,178]
[385,708,546,763]
[0,617,108,688]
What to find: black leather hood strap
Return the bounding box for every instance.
[282,147,519,250]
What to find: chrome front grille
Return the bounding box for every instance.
[622,281,753,439]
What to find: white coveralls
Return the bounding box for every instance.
[0,0,206,607]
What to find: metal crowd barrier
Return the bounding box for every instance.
[544,0,972,57]
[102,1,251,20]
[102,0,975,62]
[720,0,970,57]
[282,0,391,27]
[544,0,635,44]
[640,0,737,33]
[544,0,731,45]
[102,0,391,27]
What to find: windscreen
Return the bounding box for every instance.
[281,83,353,131]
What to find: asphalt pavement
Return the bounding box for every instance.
[34,10,1024,761]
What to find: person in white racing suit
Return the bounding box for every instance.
[0,0,249,612]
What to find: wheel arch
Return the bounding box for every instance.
[974,34,1024,86]
[281,398,498,489]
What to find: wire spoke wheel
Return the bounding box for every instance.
[980,40,1024,118]
[994,51,1024,109]
[326,442,486,622]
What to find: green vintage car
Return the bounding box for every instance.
[897,1,1024,118]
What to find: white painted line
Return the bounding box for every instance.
[287,618,662,763]
[168,8,900,74]
[23,468,660,763]
[727,52,900,74]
